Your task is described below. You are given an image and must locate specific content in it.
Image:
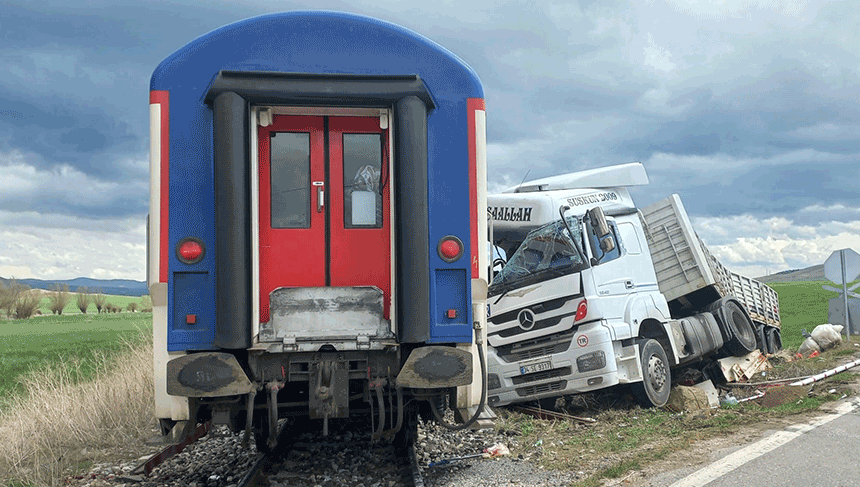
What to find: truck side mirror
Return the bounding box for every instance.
[586,206,611,238]
[600,235,616,253]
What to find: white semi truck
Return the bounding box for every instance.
[485,162,781,408]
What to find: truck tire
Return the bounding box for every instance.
[707,298,757,357]
[754,322,767,354]
[633,339,671,408]
[766,327,783,353]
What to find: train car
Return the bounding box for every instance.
[148,11,489,448]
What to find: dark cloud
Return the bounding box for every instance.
[0,91,140,178]
[2,0,860,226]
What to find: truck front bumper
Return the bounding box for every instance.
[486,321,633,407]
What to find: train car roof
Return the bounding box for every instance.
[150,11,483,100]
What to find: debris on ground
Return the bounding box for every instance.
[485,443,510,458]
[753,385,808,408]
[799,324,844,357]
[718,350,772,382]
[665,385,711,412]
[428,452,486,467]
[692,379,720,407]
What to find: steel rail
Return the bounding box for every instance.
[128,421,213,478]
[407,439,426,487]
[513,405,597,424]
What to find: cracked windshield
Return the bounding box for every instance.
[491,216,586,292]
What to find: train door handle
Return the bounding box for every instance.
[625,280,634,289]
[313,181,324,212]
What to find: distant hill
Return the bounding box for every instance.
[756,264,825,283]
[0,276,148,297]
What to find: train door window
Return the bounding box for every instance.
[342,133,383,228]
[270,132,311,228]
[586,219,622,265]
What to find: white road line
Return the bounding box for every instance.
[669,398,860,487]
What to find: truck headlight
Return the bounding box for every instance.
[576,351,606,373]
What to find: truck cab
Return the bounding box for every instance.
[486,163,675,407]
[484,162,766,409]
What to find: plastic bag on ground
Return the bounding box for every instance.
[798,336,820,356]
[811,323,843,351]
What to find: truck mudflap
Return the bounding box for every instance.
[166,352,254,397]
[485,321,635,407]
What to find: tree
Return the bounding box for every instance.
[0,279,25,319]
[14,289,41,319]
[48,283,71,315]
[127,302,138,312]
[93,289,107,314]
[76,287,92,314]
[140,295,152,312]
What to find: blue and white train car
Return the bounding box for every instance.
[148,11,489,447]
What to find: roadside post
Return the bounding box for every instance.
[823,248,860,336]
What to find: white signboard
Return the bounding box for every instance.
[824,248,860,335]
[824,248,860,284]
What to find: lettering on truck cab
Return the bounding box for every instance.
[490,206,533,222]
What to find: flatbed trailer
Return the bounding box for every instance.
[641,194,781,352]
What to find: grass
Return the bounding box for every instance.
[490,280,860,486]
[0,330,154,487]
[769,280,859,349]
[0,312,152,411]
[495,371,851,487]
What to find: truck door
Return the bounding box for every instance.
[258,115,391,324]
[585,217,630,321]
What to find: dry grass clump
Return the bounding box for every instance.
[0,334,155,486]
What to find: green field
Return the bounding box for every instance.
[0,312,151,410]
[769,280,858,350]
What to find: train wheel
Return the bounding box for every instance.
[394,404,418,450]
[252,415,272,454]
[633,339,671,408]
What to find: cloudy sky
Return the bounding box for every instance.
[1,0,859,281]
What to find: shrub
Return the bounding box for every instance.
[14,290,41,319]
[93,290,106,314]
[48,283,71,315]
[76,287,92,314]
[0,279,25,319]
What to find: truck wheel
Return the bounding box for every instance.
[707,298,757,357]
[633,339,671,408]
[721,300,757,356]
[766,327,783,353]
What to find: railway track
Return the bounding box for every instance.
[236,418,425,487]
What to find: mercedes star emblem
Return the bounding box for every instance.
[517,308,536,331]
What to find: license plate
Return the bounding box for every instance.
[520,360,552,375]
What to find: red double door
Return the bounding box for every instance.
[258,115,391,324]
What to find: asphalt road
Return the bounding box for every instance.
[649,397,860,487]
